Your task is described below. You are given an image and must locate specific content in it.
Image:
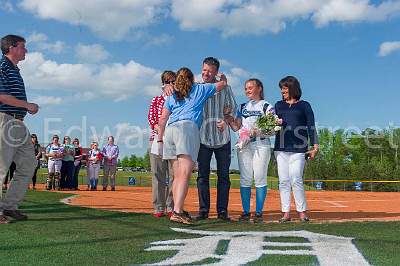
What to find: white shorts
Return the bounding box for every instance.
[163,120,200,162]
[48,159,62,174]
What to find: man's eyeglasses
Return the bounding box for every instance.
[165,80,175,85]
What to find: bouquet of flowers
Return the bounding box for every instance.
[55,147,64,159]
[96,152,104,162]
[255,108,282,137]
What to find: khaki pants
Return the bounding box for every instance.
[150,153,174,213]
[103,164,117,188]
[0,113,36,214]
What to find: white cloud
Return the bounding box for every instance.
[31,95,63,105]
[26,32,66,54]
[37,41,65,54]
[19,0,166,40]
[18,0,400,39]
[0,0,14,12]
[19,52,161,102]
[378,41,400,57]
[312,0,400,27]
[27,32,48,43]
[20,52,254,103]
[171,0,400,37]
[75,43,110,63]
[145,34,174,47]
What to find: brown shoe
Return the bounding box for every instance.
[3,209,28,221]
[170,211,193,225]
[0,214,11,224]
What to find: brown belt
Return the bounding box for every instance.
[2,112,25,121]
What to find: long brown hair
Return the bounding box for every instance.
[175,67,194,100]
[245,78,264,100]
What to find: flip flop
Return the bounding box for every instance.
[300,216,310,222]
[279,217,291,223]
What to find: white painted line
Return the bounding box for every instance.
[60,195,79,205]
[323,201,348,208]
[359,200,388,202]
[264,242,311,247]
[264,250,314,255]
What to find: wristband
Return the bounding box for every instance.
[157,140,163,143]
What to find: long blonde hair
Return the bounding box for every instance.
[175,67,194,100]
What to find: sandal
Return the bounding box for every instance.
[0,214,10,224]
[300,216,310,222]
[279,216,291,223]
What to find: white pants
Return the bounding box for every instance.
[275,151,307,212]
[48,159,62,174]
[238,139,271,187]
[87,163,100,180]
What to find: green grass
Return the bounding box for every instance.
[36,169,316,190]
[1,191,400,265]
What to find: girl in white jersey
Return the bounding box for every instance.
[45,135,63,190]
[225,78,273,223]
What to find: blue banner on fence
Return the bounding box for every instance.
[128,176,136,186]
[354,182,362,191]
[315,182,323,190]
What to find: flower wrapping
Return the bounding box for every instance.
[235,127,251,149]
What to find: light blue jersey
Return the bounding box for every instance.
[165,83,216,128]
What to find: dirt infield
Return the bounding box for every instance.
[38,185,400,223]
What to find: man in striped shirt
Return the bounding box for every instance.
[196,57,238,221]
[0,34,39,224]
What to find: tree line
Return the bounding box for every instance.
[120,127,400,190]
[268,127,400,191]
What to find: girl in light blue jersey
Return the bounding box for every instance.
[157,67,228,224]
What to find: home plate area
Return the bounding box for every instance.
[46,186,400,265]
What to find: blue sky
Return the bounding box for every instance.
[1,0,399,162]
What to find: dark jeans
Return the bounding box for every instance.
[32,161,40,187]
[197,141,231,214]
[60,161,75,189]
[73,162,81,189]
[4,161,16,185]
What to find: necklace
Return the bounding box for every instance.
[287,100,298,107]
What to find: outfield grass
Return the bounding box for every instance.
[1,191,399,265]
[36,169,315,190]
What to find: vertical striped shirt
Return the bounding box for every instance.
[199,85,238,147]
[0,55,27,117]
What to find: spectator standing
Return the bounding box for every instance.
[102,136,119,191]
[0,34,39,224]
[147,70,175,217]
[31,134,41,190]
[3,162,16,192]
[72,138,82,190]
[87,142,102,190]
[60,136,75,190]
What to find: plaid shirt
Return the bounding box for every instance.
[147,93,166,141]
[200,85,238,147]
